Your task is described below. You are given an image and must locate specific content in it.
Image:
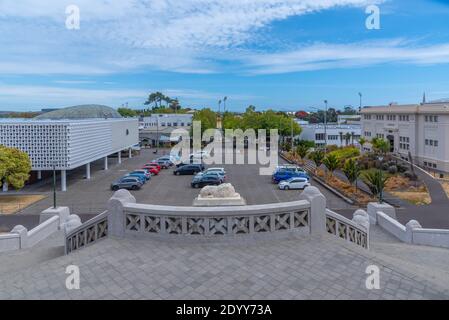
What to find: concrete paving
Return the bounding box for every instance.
[0,232,448,300]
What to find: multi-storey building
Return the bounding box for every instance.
[298,124,361,148]
[0,105,138,191]
[361,102,449,173]
[139,114,193,146]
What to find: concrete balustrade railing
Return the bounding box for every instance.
[0,207,75,253]
[368,202,449,249]
[63,186,371,254]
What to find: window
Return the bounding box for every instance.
[435,140,439,147]
[315,133,325,140]
[425,139,429,145]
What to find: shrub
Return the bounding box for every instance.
[388,165,398,174]
[404,171,418,181]
[328,147,360,162]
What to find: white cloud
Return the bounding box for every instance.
[0,0,381,75]
[242,40,449,74]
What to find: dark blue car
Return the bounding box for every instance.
[272,168,309,184]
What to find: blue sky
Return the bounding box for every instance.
[0,0,449,112]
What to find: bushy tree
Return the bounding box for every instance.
[117,107,138,117]
[343,158,362,193]
[309,149,325,173]
[295,144,310,163]
[0,145,32,190]
[364,170,388,203]
[323,154,340,177]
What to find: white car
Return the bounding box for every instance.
[278,177,310,190]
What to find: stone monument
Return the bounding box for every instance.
[193,183,246,206]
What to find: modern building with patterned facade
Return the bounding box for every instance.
[0,105,138,191]
[361,102,449,173]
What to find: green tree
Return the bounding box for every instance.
[359,137,367,150]
[117,107,138,117]
[309,149,325,173]
[343,158,362,193]
[192,108,217,135]
[371,137,390,156]
[364,169,388,203]
[323,154,340,178]
[0,145,32,190]
[295,144,310,164]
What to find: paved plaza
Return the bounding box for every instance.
[0,229,448,300]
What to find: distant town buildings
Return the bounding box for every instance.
[0,105,138,191]
[361,101,449,173]
[298,123,361,148]
[139,113,193,146]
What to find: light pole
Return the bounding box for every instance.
[223,96,227,113]
[324,100,328,152]
[358,92,362,112]
[218,99,222,115]
[291,118,294,152]
[52,162,57,209]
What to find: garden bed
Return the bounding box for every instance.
[0,195,47,214]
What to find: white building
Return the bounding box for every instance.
[361,102,449,173]
[140,114,193,146]
[298,124,361,148]
[0,105,138,191]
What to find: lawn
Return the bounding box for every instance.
[0,195,47,215]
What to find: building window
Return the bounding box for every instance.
[315,133,325,140]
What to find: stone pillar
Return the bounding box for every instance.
[37,170,42,180]
[299,186,326,234]
[61,170,67,192]
[40,206,71,229]
[405,220,422,244]
[129,148,132,159]
[107,189,136,238]
[118,151,122,164]
[2,181,8,192]
[367,202,396,225]
[11,225,28,249]
[86,163,91,180]
[104,156,108,170]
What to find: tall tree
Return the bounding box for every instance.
[343,158,362,193]
[364,170,388,203]
[323,154,340,178]
[309,150,325,173]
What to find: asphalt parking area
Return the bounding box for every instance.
[5,148,356,224]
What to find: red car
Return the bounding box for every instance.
[144,163,161,171]
[142,164,161,175]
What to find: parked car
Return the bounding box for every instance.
[194,171,225,183]
[157,156,174,166]
[143,163,161,171]
[142,164,160,175]
[152,159,171,169]
[196,168,226,181]
[191,174,222,188]
[272,167,309,184]
[278,177,311,190]
[176,159,205,167]
[131,170,151,181]
[174,164,205,175]
[125,172,147,184]
[111,177,142,191]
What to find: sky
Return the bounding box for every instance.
[0,0,449,112]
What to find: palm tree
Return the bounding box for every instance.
[372,138,390,156]
[345,132,351,146]
[364,169,388,203]
[295,144,311,164]
[309,149,325,174]
[359,137,367,150]
[343,158,362,193]
[323,154,340,178]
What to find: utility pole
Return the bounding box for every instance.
[358,92,362,112]
[291,118,294,152]
[52,162,57,209]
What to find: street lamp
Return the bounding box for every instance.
[324,100,328,152]
[358,92,362,112]
[223,96,227,113]
[52,161,57,209]
[218,100,222,115]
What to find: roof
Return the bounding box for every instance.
[361,103,449,114]
[34,104,122,120]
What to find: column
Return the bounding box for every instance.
[61,170,67,192]
[2,181,8,192]
[86,163,91,180]
[37,170,42,180]
[118,151,122,164]
[104,156,109,170]
[129,149,132,159]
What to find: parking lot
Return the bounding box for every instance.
[3,148,357,228]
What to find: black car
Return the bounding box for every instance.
[176,159,205,168]
[191,175,222,188]
[174,164,205,175]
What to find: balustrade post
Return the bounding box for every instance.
[299,186,326,234]
[107,189,136,238]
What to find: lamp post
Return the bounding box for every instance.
[223,96,227,113]
[218,99,222,115]
[358,92,362,113]
[378,155,384,203]
[52,162,57,209]
[324,100,328,152]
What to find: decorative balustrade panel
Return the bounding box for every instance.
[65,211,109,254]
[123,209,310,237]
[325,213,368,249]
